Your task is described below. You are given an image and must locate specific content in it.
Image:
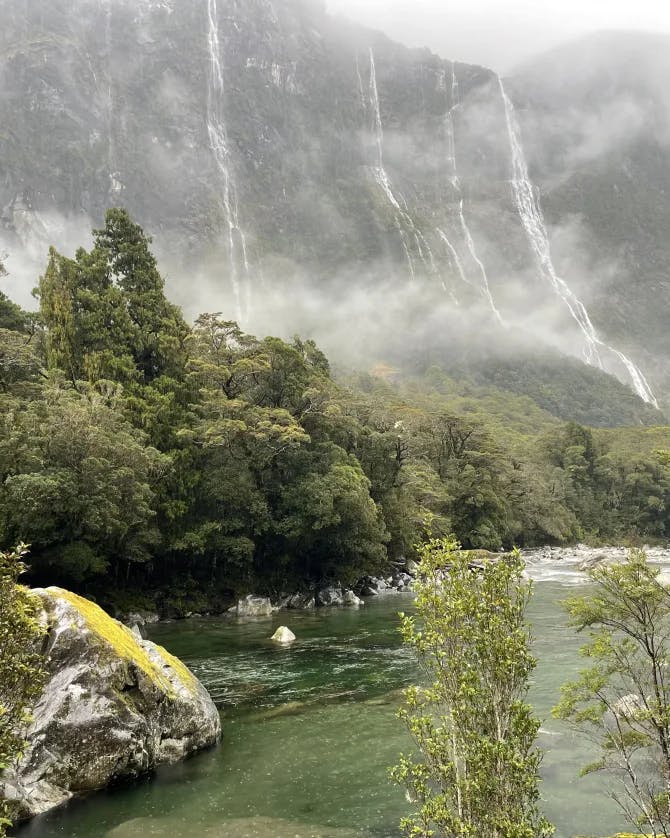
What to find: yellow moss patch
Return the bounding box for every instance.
[154,645,199,695]
[49,588,196,696]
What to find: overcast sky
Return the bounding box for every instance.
[325,0,670,72]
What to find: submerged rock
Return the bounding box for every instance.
[2,587,220,821]
[271,626,296,644]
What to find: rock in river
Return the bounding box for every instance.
[271,626,296,644]
[230,595,274,617]
[1,587,220,821]
[343,589,363,606]
[316,586,344,606]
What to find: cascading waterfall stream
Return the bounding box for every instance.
[355,56,367,113]
[367,49,435,280]
[458,200,504,326]
[206,0,251,323]
[498,77,658,407]
[437,228,469,289]
[105,0,119,200]
[443,63,505,325]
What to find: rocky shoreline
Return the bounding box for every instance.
[523,543,670,570]
[121,545,670,626]
[122,566,420,626]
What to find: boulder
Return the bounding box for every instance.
[1,587,220,821]
[285,593,316,609]
[406,559,420,576]
[391,572,412,589]
[316,587,344,607]
[230,595,274,618]
[271,626,296,644]
[361,586,379,597]
[343,590,363,607]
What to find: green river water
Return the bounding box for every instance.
[17,566,629,838]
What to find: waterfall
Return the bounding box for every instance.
[437,228,470,289]
[105,0,119,200]
[355,55,366,113]
[206,0,251,324]
[458,200,505,326]
[367,49,434,280]
[436,227,469,303]
[445,63,460,189]
[498,77,658,407]
[442,63,505,325]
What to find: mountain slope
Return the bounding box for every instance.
[0,2,666,413]
[510,31,670,397]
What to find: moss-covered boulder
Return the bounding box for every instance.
[1,587,221,820]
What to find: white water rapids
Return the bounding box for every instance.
[206,0,251,323]
[498,77,658,407]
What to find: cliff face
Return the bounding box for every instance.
[0,1,667,404]
[0,0,500,285]
[510,31,670,378]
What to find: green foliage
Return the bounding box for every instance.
[0,545,47,835]
[393,539,553,838]
[0,292,28,334]
[36,209,189,390]
[2,210,670,609]
[0,381,166,584]
[554,552,670,836]
[459,354,664,428]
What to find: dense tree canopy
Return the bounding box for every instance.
[1,209,669,613]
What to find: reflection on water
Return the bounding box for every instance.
[17,567,642,838]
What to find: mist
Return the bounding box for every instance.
[325,0,670,73]
[2,0,670,408]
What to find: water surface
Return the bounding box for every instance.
[18,567,631,838]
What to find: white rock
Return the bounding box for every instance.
[271,626,296,643]
[343,590,363,607]
[613,693,645,720]
[231,595,273,617]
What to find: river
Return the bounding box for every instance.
[18,558,633,837]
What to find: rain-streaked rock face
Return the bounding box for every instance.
[1,1,668,401]
[1,587,220,821]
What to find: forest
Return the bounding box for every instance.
[2,210,670,616]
